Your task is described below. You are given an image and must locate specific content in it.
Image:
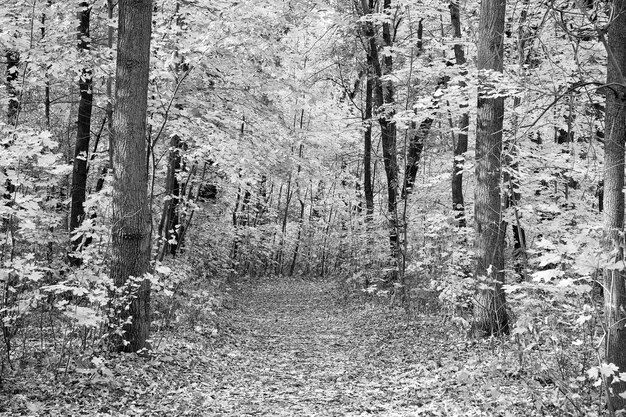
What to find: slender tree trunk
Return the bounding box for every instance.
[379,0,399,261]
[3,51,19,202]
[107,0,114,137]
[156,135,182,261]
[399,19,432,204]
[401,118,432,199]
[501,0,532,281]
[289,139,306,276]
[110,0,153,352]
[472,0,510,336]
[363,50,374,219]
[289,190,307,276]
[603,0,626,410]
[5,51,19,126]
[277,175,293,275]
[69,2,93,265]
[450,1,469,227]
[232,185,243,261]
[42,1,52,129]
[267,184,282,275]
[95,0,115,196]
[320,204,334,278]
[361,0,398,262]
[176,163,203,251]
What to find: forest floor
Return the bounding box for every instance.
[1,277,592,416]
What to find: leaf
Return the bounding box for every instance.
[575,315,592,326]
[605,261,625,271]
[599,362,619,377]
[39,130,56,148]
[477,283,496,291]
[587,366,599,379]
[64,306,103,328]
[26,402,43,413]
[502,284,523,294]
[28,271,44,282]
[37,153,57,167]
[536,252,561,268]
[531,269,564,282]
[100,367,114,378]
[155,265,172,275]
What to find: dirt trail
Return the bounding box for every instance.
[201,278,482,416]
[6,277,545,416]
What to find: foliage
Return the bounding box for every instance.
[0,0,624,413]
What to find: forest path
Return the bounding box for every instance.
[17,277,540,416]
[201,278,502,416]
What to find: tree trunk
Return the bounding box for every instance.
[289,191,307,276]
[3,51,19,202]
[156,135,182,261]
[42,1,52,129]
[472,0,509,336]
[69,2,93,265]
[399,19,432,202]
[5,50,19,126]
[379,0,399,261]
[450,1,469,227]
[95,0,115,194]
[361,0,399,261]
[110,0,153,353]
[503,0,532,281]
[363,50,374,219]
[401,118,432,199]
[603,0,626,410]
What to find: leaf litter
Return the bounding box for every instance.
[0,278,591,416]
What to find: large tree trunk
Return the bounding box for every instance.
[69,2,93,265]
[472,0,509,336]
[110,0,153,352]
[450,1,469,228]
[603,0,626,410]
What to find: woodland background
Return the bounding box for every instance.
[0,0,624,415]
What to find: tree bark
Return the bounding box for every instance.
[363,49,374,219]
[472,0,510,336]
[361,0,399,260]
[110,0,153,352]
[400,19,432,202]
[379,0,399,260]
[5,50,19,126]
[42,1,52,129]
[450,1,469,227]
[69,2,93,265]
[289,190,307,276]
[401,118,432,199]
[3,51,19,202]
[156,135,182,261]
[603,0,626,410]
